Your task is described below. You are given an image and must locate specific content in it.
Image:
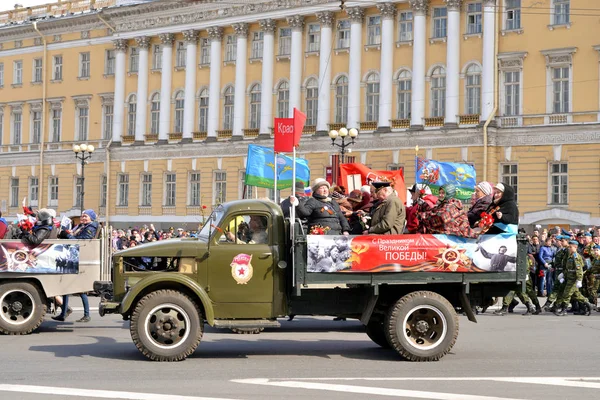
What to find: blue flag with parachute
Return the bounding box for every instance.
[245,144,310,190]
[415,157,476,200]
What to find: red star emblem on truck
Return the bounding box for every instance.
[231,254,254,284]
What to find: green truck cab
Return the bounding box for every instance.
[95,199,528,362]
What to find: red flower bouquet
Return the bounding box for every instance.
[478,212,494,230]
[309,225,331,235]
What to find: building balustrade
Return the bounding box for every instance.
[122,135,135,144]
[144,134,158,143]
[193,131,207,141]
[216,130,232,140]
[391,119,410,129]
[162,206,176,215]
[328,123,346,131]
[168,133,183,141]
[459,114,480,125]
[0,0,116,24]
[302,125,317,135]
[424,117,445,127]
[138,206,152,215]
[359,121,377,131]
[243,128,259,138]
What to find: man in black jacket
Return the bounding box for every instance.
[281,181,308,219]
[19,209,55,247]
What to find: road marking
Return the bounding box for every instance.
[232,378,525,400]
[0,384,238,400]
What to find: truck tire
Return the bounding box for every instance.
[0,282,46,335]
[385,291,458,361]
[231,327,264,334]
[130,290,203,361]
[365,320,390,349]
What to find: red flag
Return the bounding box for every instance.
[293,108,306,148]
[273,118,294,152]
[339,163,406,204]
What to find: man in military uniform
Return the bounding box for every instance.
[542,235,568,312]
[554,241,595,316]
[495,254,540,315]
[586,244,600,308]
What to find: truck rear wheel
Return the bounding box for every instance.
[385,291,458,361]
[130,290,203,361]
[0,282,46,335]
[365,320,390,348]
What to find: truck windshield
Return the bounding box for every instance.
[197,208,225,240]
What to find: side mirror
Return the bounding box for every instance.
[277,260,287,269]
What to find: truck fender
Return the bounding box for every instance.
[119,274,215,325]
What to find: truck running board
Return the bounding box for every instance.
[212,319,281,329]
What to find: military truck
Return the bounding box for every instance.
[95,199,527,362]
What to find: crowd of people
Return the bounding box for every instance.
[110,224,202,251]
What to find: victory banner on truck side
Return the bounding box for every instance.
[0,243,80,274]
[306,232,517,273]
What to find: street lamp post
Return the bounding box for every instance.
[73,143,95,216]
[328,127,359,164]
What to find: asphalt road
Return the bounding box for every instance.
[1,298,599,400]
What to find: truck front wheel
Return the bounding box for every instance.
[130,290,203,361]
[385,291,458,361]
[0,282,46,335]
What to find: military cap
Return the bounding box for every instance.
[584,232,592,237]
[555,235,564,240]
[372,181,391,190]
[569,240,579,246]
[593,244,600,250]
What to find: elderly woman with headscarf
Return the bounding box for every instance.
[294,178,350,235]
[468,181,494,228]
[485,183,519,235]
[420,183,476,238]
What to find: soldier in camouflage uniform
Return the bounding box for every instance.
[495,254,539,315]
[586,245,600,308]
[542,235,568,312]
[554,241,595,316]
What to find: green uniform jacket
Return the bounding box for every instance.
[554,248,567,273]
[565,252,584,281]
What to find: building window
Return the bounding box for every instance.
[127,94,137,136]
[77,104,89,141]
[550,163,568,205]
[431,67,446,118]
[305,78,318,126]
[501,164,518,203]
[12,111,22,145]
[0,63,4,86]
[277,81,289,118]
[366,72,380,122]
[74,176,83,208]
[53,55,62,80]
[13,60,23,85]
[33,58,43,83]
[10,178,19,207]
[505,0,521,30]
[51,108,62,142]
[398,11,413,42]
[249,83,261,129]
[553,0,570,25]
[336,20,350,49]
[141,174,152,206]
[307,24,320,52]
[466,3,482,34]
[150,93,160,135]
[552,66,569,114]
[79,52,90,78]
[152,44,162,70]
[100,175,107,207]
[189,172,201,206]
[165,173,176,206]
[49,176,59,206]
[504,71,520,116]
[240,170,255,199]
[29,177,39,207]
[214,171,227,205]
[129,47,139,72]
[32,110,42,143]
[103,104,113,140]
[118,174,129,206]
[279,28,292,55]
[174,91,184,133]
[223,86,234,129]
[200,38,210,65]
[367,16,382,46]
[105,50,115,75]
[465,64,481,115]
[397,70,412,119]
[433,8,447,39]
[225,35,237,62]
[251,31,264,59]
[335,75,348,123]
[198,89,209,131]
[175,42,186,68]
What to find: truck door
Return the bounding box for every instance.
[208,213,274,317]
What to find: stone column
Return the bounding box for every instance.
[316,11,334,134]
[134,36,150,144]
[232,23,248,140]
[377,3,396,132]
[346,7,364,130]
[112,39,128,143]
[409,0,429,129]
[481,0,496,122]
[445,0,461,126]
[206,27,223,141]
[287,16,304,116]
[259,19,276,137]
[182,30,198,142]
[158,33,174,144]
